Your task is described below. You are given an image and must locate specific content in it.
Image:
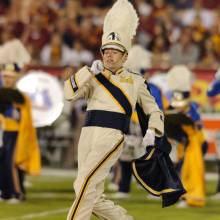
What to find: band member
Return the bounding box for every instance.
[0,40,41,202]
[166,65,206,207]
[64,0,164,219]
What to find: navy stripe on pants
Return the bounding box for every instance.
[119,160,132,193]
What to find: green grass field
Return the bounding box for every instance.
[0,172,220,220]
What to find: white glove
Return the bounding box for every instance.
[90,60,104,75]
[142,129,155,147]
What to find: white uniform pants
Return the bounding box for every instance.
[67,127,133,220]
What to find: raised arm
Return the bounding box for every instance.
[64,66,93,101]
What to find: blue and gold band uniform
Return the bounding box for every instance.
[0,95,20,199]
[0,89,41,200]
[0,66,41,201]
[166,97,206,207]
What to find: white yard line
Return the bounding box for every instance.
[41,168,77,178]
[40,168,218,180]
[28,192,73,199]
[206,173,218,181]
[0,208,69,220]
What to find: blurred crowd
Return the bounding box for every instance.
[0,0,220,69]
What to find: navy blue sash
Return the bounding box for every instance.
[95,73,132,117]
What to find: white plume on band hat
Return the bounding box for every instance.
[167,65,192,108]
[124,44,152,72]
[167,65,192,92]
[0,39,31,69]
[101,0,139,53]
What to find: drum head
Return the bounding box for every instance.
[17,70,64,127]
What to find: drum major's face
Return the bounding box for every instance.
[102,49,127,72]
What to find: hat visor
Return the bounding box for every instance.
[101,44,126,53]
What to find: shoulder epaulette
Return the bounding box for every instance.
[126,68,141,76]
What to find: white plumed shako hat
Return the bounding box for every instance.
[167,65,192,108]
[167,65,192,92]
[0,39,31,75]
[101,0,139,54]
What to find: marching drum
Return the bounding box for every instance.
[17,71,64,127]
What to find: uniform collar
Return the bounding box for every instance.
[103,67,123,76]
[115,67,123,75]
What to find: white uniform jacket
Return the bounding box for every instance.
[64,66,164,136]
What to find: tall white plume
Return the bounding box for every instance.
[167,65,192,92]
[102,0,139,52]
[0,39,31,67]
